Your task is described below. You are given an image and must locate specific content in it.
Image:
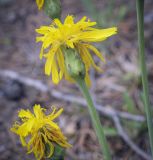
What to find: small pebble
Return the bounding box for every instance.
[2,80,24,100]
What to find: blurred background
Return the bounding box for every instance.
[0,0,153,160]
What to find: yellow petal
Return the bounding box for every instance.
[79,27,117,42]
[78,44,91,69]
[64,15,74,25]
[85,71,91,87]
[33,104,45,118]
[20,136,27,146]
[48,108,63,120]
[39,46,44,59]
[81,44,102,72]
[36,0,44,10]
[45,53,56,76]
[17,119,35,136]
[57,49,66,79]
[85,44,105,62]
[45,44,59,76]
[66,40,74,48]
[42,33,55,49]
[53,19,63,28]
[36,36,45,43]
[35,26,50,34]
[51,60,59,84]
[47,121,60,130]
[46,141,54,158]
[18,109,33,119]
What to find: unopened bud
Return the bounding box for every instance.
[63,47,85,79]
[44,0,61,19]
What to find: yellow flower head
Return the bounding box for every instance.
[36,0,44,10]
[36,15,117,85]
[11,104,71,160]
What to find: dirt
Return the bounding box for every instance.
[0,0,153,160]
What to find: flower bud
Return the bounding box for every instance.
[44,0,61,19]
[63,47,85,80]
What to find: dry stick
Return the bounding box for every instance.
[0,70,145,122]
[89,70,152,160]
[52,90,152,160]
[113,116,151,160]
[52,92,152,160]
[0,69,151,160]
[51,90,145,122]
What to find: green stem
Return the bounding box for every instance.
[75,78,111,160]
[136,0,153,157]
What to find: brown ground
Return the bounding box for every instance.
[0,0,153,160]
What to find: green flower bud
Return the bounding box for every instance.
[63,47,85,80]
[44,0,61,19]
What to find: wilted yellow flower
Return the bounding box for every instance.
[11,104,71,160]
[36,0,44,10]
[36,15,117,85]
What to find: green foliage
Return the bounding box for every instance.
[81,0,127,54]
[103,126,118,137]
[123,92,137,114]
[81,0,127,27]
[122,92,145,137]
[122,119,145,138]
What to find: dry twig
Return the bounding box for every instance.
[113,116,151,160]
[0,69,151,160]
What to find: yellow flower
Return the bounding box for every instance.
[36,15,117,85]
[11,104,71,160]
[36,0,44,10]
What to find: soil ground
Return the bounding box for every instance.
[0,0,153,160]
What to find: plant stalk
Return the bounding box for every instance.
[75,78,111,160]
[136,0,153,157]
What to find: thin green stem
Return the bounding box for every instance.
[75,78,111,160]
[136,0,153,157]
